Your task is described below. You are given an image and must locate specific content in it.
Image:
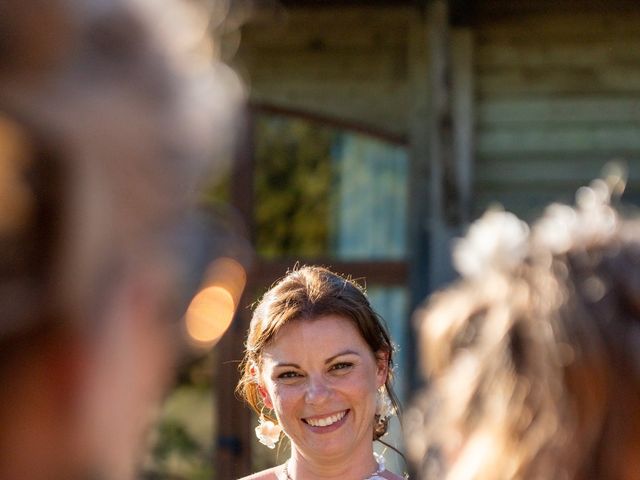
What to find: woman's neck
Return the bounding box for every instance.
[287,442,380,479]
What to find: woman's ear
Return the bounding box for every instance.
[258,384,274,409]
[250,363,274,409]
[375,350,389,388]
[249,363,259,381]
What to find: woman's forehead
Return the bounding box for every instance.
[262,314,371,360]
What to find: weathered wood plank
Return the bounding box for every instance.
[249,85,410,136]
[478,67,640,96]
[475,156,640,184]
[474,181,640,218]
[477,0,637,10]
[477,40,640,68]
[477,126,640,154]
[478,12,640,40]
[472,189,578,220]
[479,97,640,125]
[242,12,410,50]
[250,5,414,27]
[474,3,640,219]
[477,0,638,15]
[236,5,412,135]
[239,48,408,83]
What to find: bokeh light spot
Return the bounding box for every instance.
[186,285,234,346]
[184,257,246,348]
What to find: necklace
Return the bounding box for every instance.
[283,452,386,480]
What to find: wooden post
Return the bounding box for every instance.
[424,0,459,292]
[215,108,255,480]
[413,0,474,295]
[405,2,476,417]
[214,307,252,479]
[407,1,432,315]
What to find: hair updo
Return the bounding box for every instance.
[407,177,640,479]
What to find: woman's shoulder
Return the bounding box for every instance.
[237,465,283,480]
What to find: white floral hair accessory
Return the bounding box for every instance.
[453,168,626,281]
[533,177,620,254]
[255,417,282,449]
[376,386,395,422]
[453,208,530,279]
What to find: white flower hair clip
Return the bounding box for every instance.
[453,208,530,279]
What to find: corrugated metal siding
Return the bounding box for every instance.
[474,10,640,219]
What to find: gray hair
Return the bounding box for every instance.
[0,0,242,340]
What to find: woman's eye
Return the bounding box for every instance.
[277,371,301,379]
[330,362,353,372]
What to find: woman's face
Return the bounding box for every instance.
[258,314,387,460]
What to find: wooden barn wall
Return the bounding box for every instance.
[473,7,640,219]
[235,3,640,219]
[233,6,412,137]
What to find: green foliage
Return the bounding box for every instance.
[152,420,200,460]
[254,115,336,258]
[141,353,217,480]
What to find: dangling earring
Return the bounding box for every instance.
[375,386,395,423]
[255,416,282,449]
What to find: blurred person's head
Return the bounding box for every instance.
[0,0,242,478]
[406,177,640,479]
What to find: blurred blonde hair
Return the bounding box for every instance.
[406,177,640,479]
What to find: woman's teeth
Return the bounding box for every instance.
[306,410,346,427]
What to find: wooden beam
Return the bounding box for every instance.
[251,102,407,146]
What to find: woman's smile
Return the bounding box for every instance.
[302,409,350,432]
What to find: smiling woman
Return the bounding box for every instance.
[236,266,405,480]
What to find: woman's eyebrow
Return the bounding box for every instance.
[325,350,360,364]
[271,350,360,369]
[273,362,301,369]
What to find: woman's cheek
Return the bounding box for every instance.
[272,384,297,410]
[341,372,372,393]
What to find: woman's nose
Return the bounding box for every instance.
[304,375,331,405]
